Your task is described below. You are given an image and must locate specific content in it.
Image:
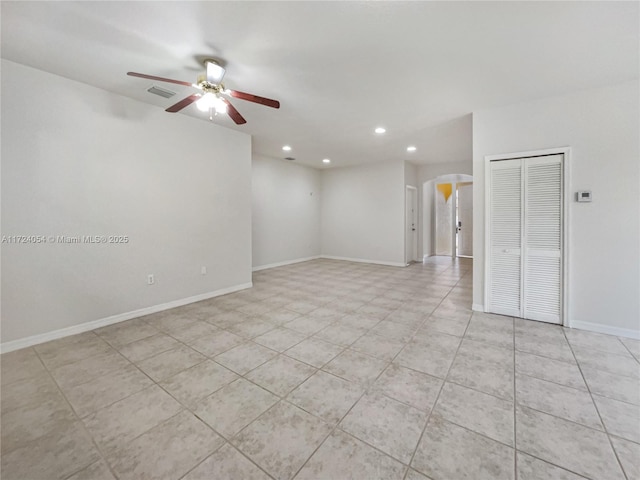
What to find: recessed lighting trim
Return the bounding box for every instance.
[282,145,292,151]
[374,127,386,134]
[407,146,417,152]
[322,158,331,164]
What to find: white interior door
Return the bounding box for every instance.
[457,182,473,257]
[405,186,418,264]
[422,181,434,257]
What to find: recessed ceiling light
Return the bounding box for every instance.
[374,127,386,134]
[322,158,331,164]
[407,146,417,152]
[282,145,292,151]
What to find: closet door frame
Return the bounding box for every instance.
[484,147,571,327]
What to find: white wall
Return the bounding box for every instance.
[404,162,418,188]
[418,160,473,185]
[1,60,253,346]
[321,160,405,266]
[252,155,321,269]
[473,81,639,337]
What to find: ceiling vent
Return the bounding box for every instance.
[284,157,295,161]
[147,85,176,98]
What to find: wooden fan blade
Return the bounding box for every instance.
[221,98,247,125]
[127,72,193,87]
[227,89,280,109]
[165,94,200,113]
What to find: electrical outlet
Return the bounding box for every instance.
[147,274,154,285]
[201,266,207,275]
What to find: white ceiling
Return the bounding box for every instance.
[2,1,637,169]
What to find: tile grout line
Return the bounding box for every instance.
[187,396,280,480]
[92,342,210,461]
[515,368,639,406]
[401,268,474,480]
[561,328,630,480]
[29,343,121,480]
[291,261,468,479]
[513,315,519,480]
[456,304,611,479]
[60,328,250,479]
[286,302,407,479]
[514,451,597,480]
[177,442,277,480]
[173,308,363,480]
[170,357,291,480]
[512,323,639,478]
[618,338,640,363]
[124,343,279,480]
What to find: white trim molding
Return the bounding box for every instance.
[252,256,321,272]
[0,282,253,353]
[472,304,485,312]
[569,321,640,340]
[320,255,406,268]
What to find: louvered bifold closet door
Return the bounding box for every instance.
[488,159,522,317]
[523,155,563,323]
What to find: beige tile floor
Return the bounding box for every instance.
[2,257,639,480]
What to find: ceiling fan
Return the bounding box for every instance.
[127,59,280,125]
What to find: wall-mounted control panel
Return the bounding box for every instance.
[576,191,592,202]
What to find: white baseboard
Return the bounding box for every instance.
[0,282,253,354]
[252,256,321,272]
[568,320,640,340]
[320,255,406,268]
[467,310,638,340]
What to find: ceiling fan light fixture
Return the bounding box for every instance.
[205,60,226,84]
[196,93,227,113]
[214,98,228,114]
[127,61,278,126]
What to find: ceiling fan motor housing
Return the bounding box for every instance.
[203,59,226,84]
